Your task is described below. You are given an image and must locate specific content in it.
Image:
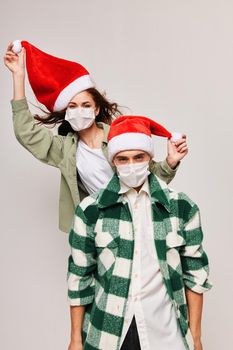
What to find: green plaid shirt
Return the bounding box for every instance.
[68,173,212,350]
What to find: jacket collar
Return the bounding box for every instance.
[101,122,110,144]
[149,174,171,212]
[97,173,171,212]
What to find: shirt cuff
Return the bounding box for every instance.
[184,279,213,294]
[68,286,95,306]
[11,98,29,112]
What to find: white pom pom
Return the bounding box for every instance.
[12,40,22,54]
[171,132,182,142]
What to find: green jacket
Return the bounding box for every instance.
[12,98,178,233]
[68,173,212,350]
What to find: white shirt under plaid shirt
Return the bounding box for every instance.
[119,179,186,349]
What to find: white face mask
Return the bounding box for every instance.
[116,161,150,188]
[65,107,96,131]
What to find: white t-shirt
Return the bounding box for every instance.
[76,140,114,194]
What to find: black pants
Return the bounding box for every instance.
[120,317,141,350]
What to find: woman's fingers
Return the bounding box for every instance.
[4,49,19,66]
[4,54,12,61]
[5,54,16,61]
[4,53,17,62]
[6,51,16,56]
[7,42,14,52]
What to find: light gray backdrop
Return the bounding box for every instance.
[1,0,232,349]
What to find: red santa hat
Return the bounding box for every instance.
[107,115,181,161]
[12,40,94,112]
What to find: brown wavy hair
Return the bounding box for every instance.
[34,87,122,136]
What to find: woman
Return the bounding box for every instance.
[4,41,188,233]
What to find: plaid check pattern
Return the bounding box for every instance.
[68,173,212,350]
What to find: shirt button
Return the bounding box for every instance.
[134,273,138,278]
[135,250,138,255]
[134,297,138,302]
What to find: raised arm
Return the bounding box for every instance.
[4,42,26,100]
[150,135,188,184]
[4,43,64,167]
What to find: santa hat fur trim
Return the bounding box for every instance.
[107,115,180,161]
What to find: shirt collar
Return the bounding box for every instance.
[98,173,170,212]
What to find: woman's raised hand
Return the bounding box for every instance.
[4,42,26,99]
[4,42,25,76]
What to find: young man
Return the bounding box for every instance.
[67,116,212,350]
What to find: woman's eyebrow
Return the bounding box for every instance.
[69,100,91,105]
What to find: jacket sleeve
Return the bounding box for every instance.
[180,203,212,294]
[12,98,64,167]
[68,205,96,306]
[149,159,179,184]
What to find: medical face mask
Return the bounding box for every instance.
[116,161,150,188]
[65,107,96,131]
